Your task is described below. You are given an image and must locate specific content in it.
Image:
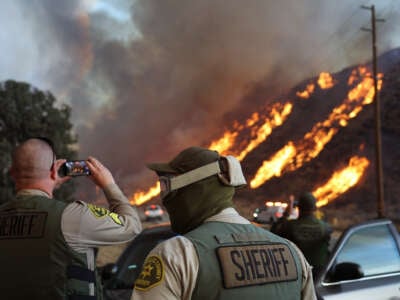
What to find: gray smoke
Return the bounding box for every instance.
[2,0,399,193]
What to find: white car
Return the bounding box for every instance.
[144,204,164,221]
[253,201,298,224]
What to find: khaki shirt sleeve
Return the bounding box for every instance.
[131,236,199,300]
[62,183,142,252]
[288,240,318,300]
[103,183,142,233]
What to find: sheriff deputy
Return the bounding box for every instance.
[131,147,316,300]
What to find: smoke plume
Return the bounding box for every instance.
[2,0,400,193]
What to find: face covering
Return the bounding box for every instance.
[162,175,235,234]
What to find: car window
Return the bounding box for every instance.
[117,236,158,287]
[333,224,400,277]
[106,227,177,289]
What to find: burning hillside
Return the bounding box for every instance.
[129,47,400,221]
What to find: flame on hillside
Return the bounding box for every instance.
[208,103,293,158]
[313,156,370,207]
[129,68,381,206]
[296,83,315,99]
[130,184,160,206]
[250,67,382,188]
[296,72,334,99]
[318,72,335,89]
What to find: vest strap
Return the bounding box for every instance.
[67,265,96,283]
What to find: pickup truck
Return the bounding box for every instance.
[100,218,400,300]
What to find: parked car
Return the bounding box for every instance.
[253,201,298,224]
[143,204,164,221]
[101,219,400,300]
[314,218,400,299]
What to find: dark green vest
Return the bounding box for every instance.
[285,216,331,269]
[185,221,303,300]
[0,195,102,300]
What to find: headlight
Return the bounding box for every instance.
[253,213,258,218]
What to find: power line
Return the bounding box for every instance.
[299,1,397,73]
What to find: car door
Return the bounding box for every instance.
[102,224,177,300]
[315,219,400,300]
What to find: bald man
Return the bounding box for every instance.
[0,138,142,300]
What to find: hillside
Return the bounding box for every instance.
[233,48,400,227]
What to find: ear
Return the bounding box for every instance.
[50,164,58,180]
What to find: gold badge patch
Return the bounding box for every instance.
[134,255,164,291]
[87,204,122,225]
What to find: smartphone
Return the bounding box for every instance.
[59,160,90,177]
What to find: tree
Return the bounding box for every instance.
[0,80,78,203]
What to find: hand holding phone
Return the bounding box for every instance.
[85,156,115,188]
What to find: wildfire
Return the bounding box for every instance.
[250,67,382,189]
[208,103,292,158]
[317,72,335,89]
[296,83,315,99]
[129,184,161,206]
[129,68,381,206]
[313,156,370,207]
[235,103,293,161]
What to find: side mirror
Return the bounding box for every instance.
[100,263,118,282]
[327,262,364,282]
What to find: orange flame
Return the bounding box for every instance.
[129,184,161,206]
[314,156,370,207]
[317,72,335,89]
[236,103,293,161]
[296,83,315,99]
[250,68,382,189]
[208,103,292,158]
[130,102,293,206]
[130,68,380,206]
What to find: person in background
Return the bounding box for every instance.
[0,137,142,300]
[131,146,316,300]
[271,192,332,279]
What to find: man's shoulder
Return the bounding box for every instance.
[149,235,195,262]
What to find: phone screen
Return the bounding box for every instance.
[60,160,90,177]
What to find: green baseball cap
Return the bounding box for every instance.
[298,192,317,211]
[147,147,220,174]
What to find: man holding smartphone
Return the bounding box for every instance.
[0,137,142,300]
[271,192,332,279]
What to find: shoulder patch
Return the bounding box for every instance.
[87,204,122,225]
[134,255,164,291]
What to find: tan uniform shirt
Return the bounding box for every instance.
[18,185,142,277]
[131,208,316,300]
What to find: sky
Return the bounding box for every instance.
[1,0,400,195]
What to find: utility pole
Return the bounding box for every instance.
[361,5,385,218]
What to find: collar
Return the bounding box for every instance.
[16,189,51,198]
[204,207,251,224]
